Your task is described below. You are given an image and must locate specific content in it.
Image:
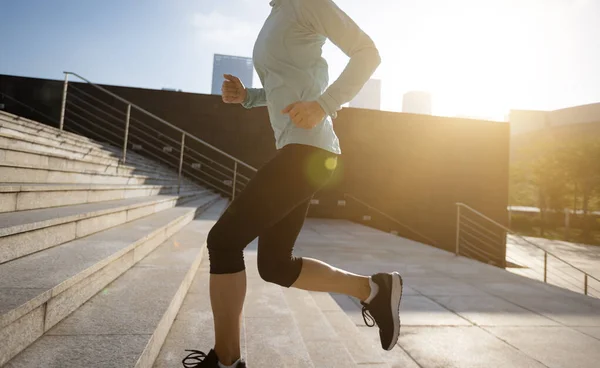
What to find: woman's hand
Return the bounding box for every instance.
[282,101,326,129]
[221,74,247,104]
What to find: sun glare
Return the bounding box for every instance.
[370,1,565,120]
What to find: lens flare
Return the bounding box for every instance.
[306,153,340,187]
[325,157,338,171]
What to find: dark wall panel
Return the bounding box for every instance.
[0,74,509,265]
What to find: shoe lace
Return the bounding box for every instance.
[361,304,375,327]
[182,350,208,367]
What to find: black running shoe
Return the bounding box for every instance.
[361,272,403,351]
[182,349,246,368]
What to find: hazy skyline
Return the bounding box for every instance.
[2,0,599,121]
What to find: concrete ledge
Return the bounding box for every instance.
[0,304,45,367]
[0,191,209,263]
[0,114,179,169]
[0,132,177,176]
[0,183,200,212]
[0,120,116,154]
[309,291,388,365]
[0,183,199,193]
[0,111,106,149]
[0,163,180,185]
[0,146,176,180]
[3,199,226,368]
[283,287,357,366]
[0,129,120,163]
[0,113,161,167]
[0,192,17,212]
[0,112,208,177]
[0,197,222,366]
[0,122,183,175]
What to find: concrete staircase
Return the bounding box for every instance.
[0,111,221,366]
[0,111,387,367]
[154,248,390,368]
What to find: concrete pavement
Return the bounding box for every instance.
[294,219,600,368]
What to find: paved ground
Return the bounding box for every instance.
[506,235,600,298]
[292,219,600,368]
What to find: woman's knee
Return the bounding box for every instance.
[207,225,245,274]
[257,255,303,287]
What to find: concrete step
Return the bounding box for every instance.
[155,251,384,367]
[0,112,228,187]
[0,111,107,150]
[309,292,389,367]
[3,199,226,368]
[0,129,178,177]
[0,112,187,180]
[156,252,316,367]
[0,161,182,185]
[0,120,117,158]
[0,146,171,179]
[153,251,247,368]
[282,287,358,367]
[245,254,387,367]
[0,183,201,213]
[0,196,224,367]
[0,191,210,264]
[0,113,184,172]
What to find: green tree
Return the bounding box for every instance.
[529,149,569,236]
[562,137,600,239]
[510,129,600,241]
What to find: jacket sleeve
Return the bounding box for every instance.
[241,88,268,109]
[298,0,381,119]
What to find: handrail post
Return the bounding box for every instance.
[564,209,570,240]
[455,205,461,256]
[122,104,131,163]
[232,161,238,200]
[584,274,588,296]
[178,133,186,194]
[59,73,69,130]
[544,251,548,283]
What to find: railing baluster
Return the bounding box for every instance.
[178,133,186,194]
[232,161,238,200]
[544,251,548,283]
[122,104,131,163]
[455,205,461,256]
[59,73,69,130]
[456,203,600,299]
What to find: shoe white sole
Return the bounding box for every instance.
[387,272,403,350]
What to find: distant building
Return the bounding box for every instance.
[350,79,381,110]
[509,102,600,136]
[402,91,432,115]
[211,54,254,95]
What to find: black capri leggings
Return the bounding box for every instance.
[207,144,338,287]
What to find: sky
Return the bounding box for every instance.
[2,0,600,121]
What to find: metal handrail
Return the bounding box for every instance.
[62,71,258,172]
[456,202,600,295]
[68,86,127,124]
[460,214,504,241]
[344,193,439,246]
[66,108,126,143]
[69,84,126,118]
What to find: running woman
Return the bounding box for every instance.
[183,0,402,366]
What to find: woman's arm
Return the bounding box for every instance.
[298,0,381,119]
[241,88,268,109]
